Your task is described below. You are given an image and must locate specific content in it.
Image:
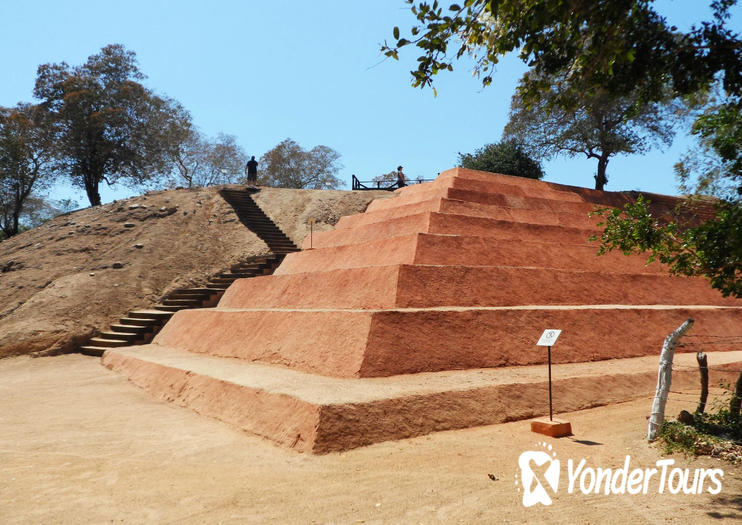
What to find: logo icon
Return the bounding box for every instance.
[515,442,560,507]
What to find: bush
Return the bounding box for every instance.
[457,139,544,180]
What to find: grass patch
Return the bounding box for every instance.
[657,389,742,464]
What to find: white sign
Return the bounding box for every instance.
[537,329,562,347]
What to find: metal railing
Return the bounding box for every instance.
[351,174,434,191]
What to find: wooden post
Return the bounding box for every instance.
[648,318,694,441]
[696,352,709,414]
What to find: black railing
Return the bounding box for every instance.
[351,174,434,191]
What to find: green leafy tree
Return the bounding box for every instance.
[676,83,742,200]
[0,103,55,238]
[592,196,741,297]
[384,1,741,189]
[383,1,740,103]
[457,139,544,180]
[260,138,343,189]
[33,44,189,206]
[504,74,680,190]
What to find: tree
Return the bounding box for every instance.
[167,129,248,188]
[676,83,742,200]
[457,139,544,180]
[504,75,679,190]
[260,138,343,189]
[383,1,741,188]
[372,170,398,185]
[384,1,740,104]
[33,44,189,206]
[592,196,741,298]
[0,103,55,238]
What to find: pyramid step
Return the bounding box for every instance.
[103,346,742,453]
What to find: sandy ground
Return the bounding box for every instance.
[1,354,740,524]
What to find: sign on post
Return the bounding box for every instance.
[531,328,572,437]
[537,329,561,347]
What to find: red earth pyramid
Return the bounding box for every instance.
[103,168,742,452]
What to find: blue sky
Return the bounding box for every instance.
[1,1,740,205]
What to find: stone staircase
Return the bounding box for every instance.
[219,188,299,254]
[79,254,285,357]
[79,187,299,358]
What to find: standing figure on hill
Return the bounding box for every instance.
[396,166,406,188]
[245,156,259,186]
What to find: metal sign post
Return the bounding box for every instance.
[532,329,572,437]
[536,329,560,422]
[308,218,316,249]
[548,345,553,421]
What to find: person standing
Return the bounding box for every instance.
[396,165,406,188]
[245,156,258,186]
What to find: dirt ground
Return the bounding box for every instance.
[0,186,388,358]
[1,354,739,524]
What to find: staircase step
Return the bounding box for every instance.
[110,323,150,333]
[129,309,174,320]
[170,287,217,293]
[166,291,213,299]
[120,316,161,326]
[99,331,139,343]
[217,272,255,279]
[79,346,109,357]
[88,337,130,348]
[153,304,193,312]
[162,298,203,307]
[208,277,238,284]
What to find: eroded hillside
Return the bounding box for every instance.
[0,185,389,357]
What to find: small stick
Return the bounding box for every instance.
[696,352,708,414]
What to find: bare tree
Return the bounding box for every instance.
[260,138,343,189]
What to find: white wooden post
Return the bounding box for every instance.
[647,318,694,441]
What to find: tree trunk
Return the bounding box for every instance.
[648,318,694,441]
[594,155,609,191]
[696,352,708,414]
[84,174,102,207]
[11,211,20,237]
[731,371,742,418]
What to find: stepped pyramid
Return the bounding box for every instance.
[103,168,742,452]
